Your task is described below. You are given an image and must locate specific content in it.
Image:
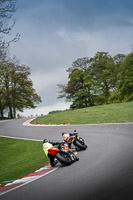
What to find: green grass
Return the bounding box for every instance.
[0,137,49,186]
[31,102,133,125]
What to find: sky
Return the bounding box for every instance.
[9,0,133,117]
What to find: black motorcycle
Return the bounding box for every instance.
[62,131,87,150]
[48,143,78,166]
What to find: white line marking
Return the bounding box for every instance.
[0,167,59,196]
[0,135,42,141]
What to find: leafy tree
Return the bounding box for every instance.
[0,85,5,117]
[113,54,126,86]
[67,57,90,72]
[58,57,90,104]
[89,52,116,104]
[117,53,133,101]
[58,67,95,109]
[108,54,126,103]
[0,62,42,118]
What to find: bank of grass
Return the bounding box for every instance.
[31,102,133,125]
[0,137,49,186]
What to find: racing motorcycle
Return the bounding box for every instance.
[48,143,78,166]
[62,130,87,150]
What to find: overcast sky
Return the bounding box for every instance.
[9,0,133,117]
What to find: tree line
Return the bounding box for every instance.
[58,52,133,109]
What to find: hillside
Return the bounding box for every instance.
[31,102,133,125]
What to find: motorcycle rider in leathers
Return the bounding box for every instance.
[43,138,79,166]
[43,139,60,167]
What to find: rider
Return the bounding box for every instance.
[43,139,59,167]
[43,137,79,165]
[62,130,78,148]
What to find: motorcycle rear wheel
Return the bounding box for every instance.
[56,152,72,165]
[75,140,87,150]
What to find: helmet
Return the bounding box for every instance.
[62,132,66,136]
[62,132,68,136]
[62,133,69,141]
[43,139,49,143]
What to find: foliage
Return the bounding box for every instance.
[118,53,133,101]
[58,51,133,109]
[48,110,65,114]
[0,62,42,118]
[89,52,116,103]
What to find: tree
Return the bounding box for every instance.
[89,52,116,104]
[0,85,5,117]
[67,57,90,72]
[0,62,42,118]
[108,54,126,103]
[58,67,95,109]
[117,53,133,101]
[113,54,126,86]
[0,0,19,61]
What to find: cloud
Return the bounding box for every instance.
[56,26,133,56]
[125,17,133,25]
[11,14,133,76]
[31,68,68,93]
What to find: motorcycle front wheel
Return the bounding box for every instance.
[56,152,72,165]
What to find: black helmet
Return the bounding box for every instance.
[43,139,49,143]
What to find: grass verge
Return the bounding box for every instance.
[0,137,49,186]
[31,102,133,125]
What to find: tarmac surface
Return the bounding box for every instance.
[0,119,133,200]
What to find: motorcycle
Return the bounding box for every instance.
[48,143,78,166]
[62,130,87,150]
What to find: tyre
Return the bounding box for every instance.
[75,140,87,150]
[56,152,72,165]
[69,152,77,162]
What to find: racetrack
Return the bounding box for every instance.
[0,119,133,200]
